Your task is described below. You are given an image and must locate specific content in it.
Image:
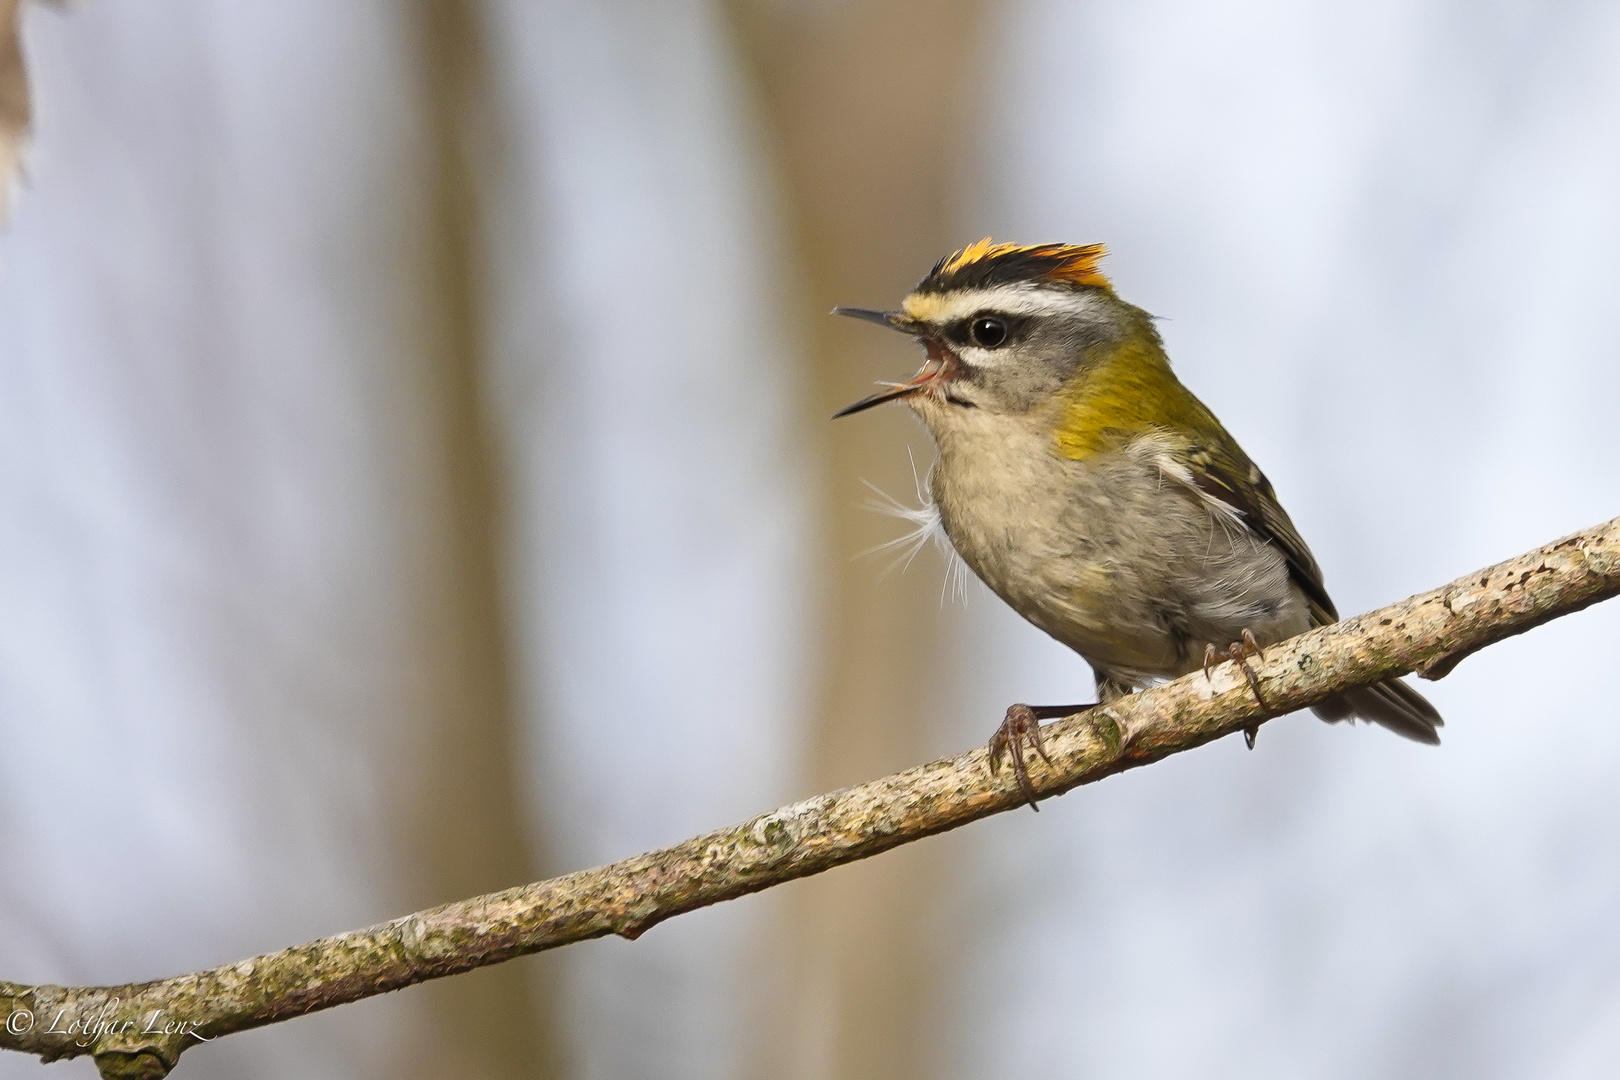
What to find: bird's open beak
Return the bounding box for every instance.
[830,307,939,418]
[832,361,946,417]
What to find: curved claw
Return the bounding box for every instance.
[988,704,1055,811]
[1205,629,1270,748]
[1240,628,1266,662]
[1230,642,1267,708]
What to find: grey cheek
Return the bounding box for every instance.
[950,367,995,401]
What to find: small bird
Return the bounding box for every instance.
[834,240,1441,805]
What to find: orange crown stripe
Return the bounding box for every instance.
[938,238,1111,290]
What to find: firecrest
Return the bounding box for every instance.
[834,240,1441,804]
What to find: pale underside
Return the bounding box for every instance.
[913,394,1312,693]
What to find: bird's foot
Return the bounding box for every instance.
[988,703,1088,810]
[1205,629,1268,749]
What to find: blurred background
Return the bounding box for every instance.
[0,1,1618,1077]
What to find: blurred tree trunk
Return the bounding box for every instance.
[0,0,25,219]
[387,3,563,1078]
[729,4,989,1078]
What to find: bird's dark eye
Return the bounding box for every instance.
[969,316,1008,349]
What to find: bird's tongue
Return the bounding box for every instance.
[915,338,959,383]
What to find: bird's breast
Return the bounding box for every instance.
[926,413,1306,681]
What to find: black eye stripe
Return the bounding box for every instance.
[969,317,1007,348]
[940,311,1025,349]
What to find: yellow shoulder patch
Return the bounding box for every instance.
[1054,337,1196,460]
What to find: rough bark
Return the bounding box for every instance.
[3,515,1617,1079]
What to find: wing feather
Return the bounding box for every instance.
[1178,440,1339,627]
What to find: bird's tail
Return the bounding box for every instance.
[1312,678,1443,744]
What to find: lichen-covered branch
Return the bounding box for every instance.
[4,516,1618,1079]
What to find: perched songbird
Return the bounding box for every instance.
[835,240,1441,804]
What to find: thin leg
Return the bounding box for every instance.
[1241,628,1266,662]
[988,702,1088,810]
[1228,640,1267,709]
[1206,630,1269,749]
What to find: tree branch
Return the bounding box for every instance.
[4,516,1618,1079]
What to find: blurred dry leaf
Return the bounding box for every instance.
[0,0,28,222]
